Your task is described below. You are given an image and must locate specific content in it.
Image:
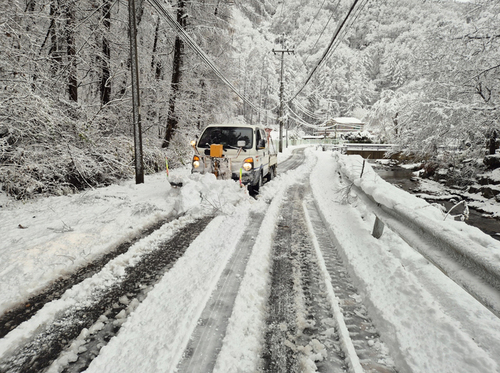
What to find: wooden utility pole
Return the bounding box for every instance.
[273,47,294,152]
[128,0,144,184]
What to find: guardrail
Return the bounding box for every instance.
[320,143,396,159]
[343,143,395,151]
[289,138,342,146]
[288,139,395,153]
[338,157,500,318]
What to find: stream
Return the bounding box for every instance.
[373,165,500,242]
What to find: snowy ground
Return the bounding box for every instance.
[1,146,500,373]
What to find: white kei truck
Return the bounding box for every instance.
[191,123,278,195]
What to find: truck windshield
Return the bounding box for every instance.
[198,127,253,149]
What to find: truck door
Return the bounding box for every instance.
[256,128,269,176]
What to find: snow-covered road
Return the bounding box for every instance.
[1,147,500,373]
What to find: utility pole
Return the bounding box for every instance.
[273,47,294,152]
[128,0,144,184]
[286,117,289,148]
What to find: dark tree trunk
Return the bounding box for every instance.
[135,0,145,26]
[151,16,163,137]
[48,0,62,74]
[151,17,162,81]
[119,0,143,98]
[66,1,77,102]
[197,79,205,130]
[488,129,498,155]
[100,0,111,105]
[25,0,37,86]
[162,0,186,148]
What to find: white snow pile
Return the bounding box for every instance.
[0,168,245,315]
[311,151,500,373]
[336,154,500,271]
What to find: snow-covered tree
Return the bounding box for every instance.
[363,0,500,166]
[0,0,247,198]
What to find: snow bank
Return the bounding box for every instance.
[311,151,500,373]
[335,153,500,271]
[0,168,245,315]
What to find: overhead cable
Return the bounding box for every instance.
[302,2,336,66]
[290,0,365,102]
[286,104,324,128]
[295,0,329,51]
[146,0,261,112]
[293,100,325,120]
[323,0,368,63]
[293,0,342,85]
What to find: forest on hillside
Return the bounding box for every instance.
[0,0,499,199]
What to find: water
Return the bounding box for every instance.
[373,165,500,241]
[374,167,419,192]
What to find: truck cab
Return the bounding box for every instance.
[191,124,278,195]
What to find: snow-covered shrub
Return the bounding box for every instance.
[0,92,166,200]
[341,131,373,143]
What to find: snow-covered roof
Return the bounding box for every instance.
[332,117,364,125]
[302,135,325,139]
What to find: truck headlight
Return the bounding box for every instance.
[192,155,200,169]
[243,157,253,171]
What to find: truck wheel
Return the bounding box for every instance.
[267,166,276,182]
[249,172,262,196]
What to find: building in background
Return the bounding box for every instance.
[313,117,365,138]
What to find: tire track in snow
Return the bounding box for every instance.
[0,215,179,339]
[0,216,213,373]
[279,147,306,173]
[262,185,346,372]
[175,211,265,372]
[261,182,397,372]
[261,190,300,372]
[175,147,309,372]
[304,193,397,373]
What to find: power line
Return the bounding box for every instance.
[286,104,323,128]
[287,0,369,130]
[290,0,366,102]
[277,0,288,26]
[300,0,343,68]
[294,100,325,120]
[323,0,368,63]
[295,0,329,51]
[146,0,261,112]
[302,9,335,67]
[291,0,364,100]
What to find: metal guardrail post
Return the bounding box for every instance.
[346,182,500,318]
[372,216,385,239]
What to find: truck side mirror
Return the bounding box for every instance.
[258,139,266,149]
